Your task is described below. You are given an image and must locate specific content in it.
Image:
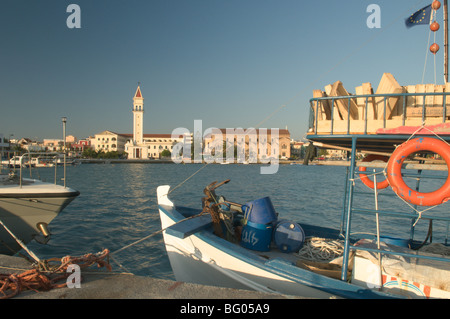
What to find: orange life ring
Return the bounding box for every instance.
[358,154,390,190]
[387,137,450,206]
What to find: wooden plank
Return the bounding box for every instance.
[406,106,450,117]
[434,84,444,108]
[312,90,331,120]
[362,82,376,120]
[165,214,212,239]
[445,83,450,110]
[425,84,435,108]
[393,86,406,117]
[329,81,359,120]
[355,85,365,120]
[415,84,426,109]
[405,85,416,109]
[355,82,376,120]
[325,84,342,120]
[375,73,402,120]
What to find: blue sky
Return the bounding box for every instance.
[0,0,443,141]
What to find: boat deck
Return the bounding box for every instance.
[308,84,450,152]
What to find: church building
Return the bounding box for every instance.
[124,86,184,159]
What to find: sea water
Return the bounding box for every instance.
[23,163,450,280]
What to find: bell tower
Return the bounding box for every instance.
[132,85,144,145]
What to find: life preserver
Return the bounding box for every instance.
[387,137,450,206]
[358,154,390,190]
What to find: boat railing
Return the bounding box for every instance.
[338,136,450,282]
[309,91,450,136]
[4,152,68,188]
[342,203,450,282]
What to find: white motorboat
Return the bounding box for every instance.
[0,154,79,255]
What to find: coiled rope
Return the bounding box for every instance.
[0,248,111,299]
[297,237,345,262]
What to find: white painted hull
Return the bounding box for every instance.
[0,178,79,254]
[160,211,336,298]
[157,185,409,299]
[157,185,343,298]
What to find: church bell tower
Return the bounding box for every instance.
[132,85,144,145]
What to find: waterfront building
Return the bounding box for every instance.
[203,128,291,160]
[17,138,45,152]
[89,131,128,153]
[71,139,91,157]
[43,135,77,152]
[290,141,305,159]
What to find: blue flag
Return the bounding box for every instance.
[405,4,432,28]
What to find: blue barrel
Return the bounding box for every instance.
[273,221,305,253]
[241,197,278,224]
[240,221,273,252]
[240,197,278,252]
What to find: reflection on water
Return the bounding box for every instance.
[23,163,450,279]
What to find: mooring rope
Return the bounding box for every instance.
[110,211,205,257]
[0,249,111,299]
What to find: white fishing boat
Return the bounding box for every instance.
[158,171,450,299]
[0,154,79,255]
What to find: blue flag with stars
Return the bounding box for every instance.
[405,4,432,28]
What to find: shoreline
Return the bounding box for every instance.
[76,158,305,165]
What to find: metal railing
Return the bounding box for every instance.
[309,92,450,135]
[338,137,450,283]
[1,152,68,188]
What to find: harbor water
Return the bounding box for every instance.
[22,162,449,280]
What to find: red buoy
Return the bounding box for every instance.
[430,21,440,31]
[430,43,440,54]
[432,0,441,10]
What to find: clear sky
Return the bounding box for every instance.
[0,0,444,141]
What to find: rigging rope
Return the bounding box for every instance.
[423,19,432,84]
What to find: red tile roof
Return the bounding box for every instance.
[134,86,142,98]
